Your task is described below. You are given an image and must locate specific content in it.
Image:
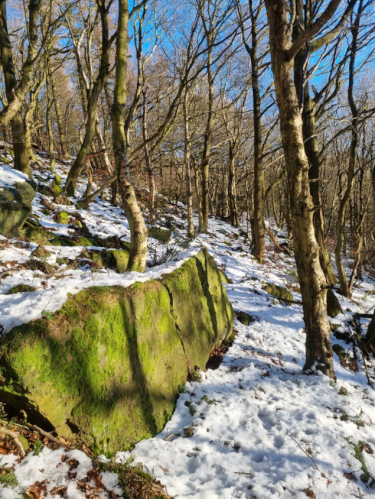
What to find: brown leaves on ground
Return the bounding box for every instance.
[303,488,316,498]
[344,472,357,481]
[25,480,48,498]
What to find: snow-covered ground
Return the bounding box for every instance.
[1,147,375,498]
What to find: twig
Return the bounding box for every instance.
[0,428,26,457]
[28,424,67,448]
[285,431,321,472]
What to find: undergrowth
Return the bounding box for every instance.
[98,459,170,499]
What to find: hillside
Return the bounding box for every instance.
[0,148,375,498]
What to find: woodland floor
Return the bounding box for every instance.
[1,146,375,498]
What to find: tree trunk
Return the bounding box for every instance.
[334,5,361,298]
[264,0,335,378]
[302,90,336,285]
[200,39,213,233]
[65,2,111,196]
[184,91,195,237]
[228,142,239,227]
[249,2,265,262]
[142,89,156,225]
[46,84,55,172]
[112,0,148,272]
[50,72,70,159]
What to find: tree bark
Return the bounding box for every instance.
[264,0,335,378]
[334,2,362,298]
[184,91,195,237]
[142,89,156,225]
[50,72,70,159]
[112,0,148,272]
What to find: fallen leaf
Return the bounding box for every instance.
[344,472,357,481]
[303,488,316,498]
[25,481,48,498]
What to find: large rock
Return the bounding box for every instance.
[0,249,234,455]
[262,282,294,303]
[327,289,343,318]
[0,165,35,234]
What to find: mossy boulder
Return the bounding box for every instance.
[219,269,230,284]
[49,236,79,247]
[6,284,36,295]
[108,249,129,273]
[55,211,69,225]
[327,289,342,318]
[162,249,234,370]
[88,248,130,273]
[51,175,63,196]
[148,227,171,244]
[0,171,35,234]
[0,249,233,454]
[262,282,294,303]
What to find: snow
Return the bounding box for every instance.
[1,151,375,498]
[0,164,30,189]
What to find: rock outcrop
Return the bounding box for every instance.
[0,249,234,455]
[0,165,35,234]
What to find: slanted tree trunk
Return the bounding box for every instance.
[112,0,148,272]
[264,0,336,378]
[65,1,112,196]
[0,0,31,178]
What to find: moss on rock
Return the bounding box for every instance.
[55,211,69,225]
[6,284,36,295]
[327,289,342,318]
[262,282,294,303]
[148,227,171,244]
[0,180,35,234]
[0,249,234,455]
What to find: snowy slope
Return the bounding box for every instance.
[1,147,375,498]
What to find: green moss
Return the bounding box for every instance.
[49,236,79,247]
[0,282,186,454]
[108,249,129,273]
[163,249,234,370]
[327,289,342,318]
[7,284,36,295]
[262,282,294,303]
[55,211,69,225]
[0,249,234,455]
[148,227,171,244]
[237,311,251,326]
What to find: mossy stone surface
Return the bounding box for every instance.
[0,249,233,454]
[148,227,171,244]
[0,282,186,454]
[219,269,230,284]
[262,282,294,303]
[327,289,342,318]
[0,180,35,233]
[163,248,234,369]
[55,211,69,225]
[108,249,130,273]
[6,284,36,295]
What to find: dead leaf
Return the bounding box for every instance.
[303,488,316,498]
[344,472,357,481]
[302,488,316,498]
[25,481,48,498]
